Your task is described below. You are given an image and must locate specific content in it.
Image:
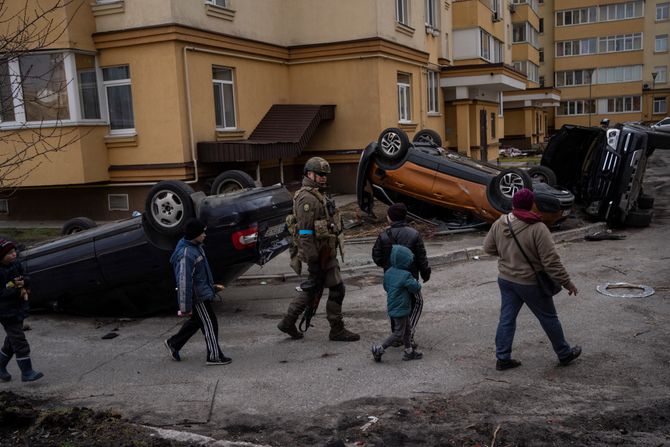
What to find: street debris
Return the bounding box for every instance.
[585,230,626,241]
[360,415,379,431]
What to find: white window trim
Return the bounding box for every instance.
[205,0,227,7]
[427,71,439,113]
[397,73,411,123]
[103,66,136,136]
[396,0,409,25]
[653,98,667,114]
[0,51,107,129]
[212,67,237,130]
[653,66,668,84]
[655,35,669,52]
[657,3,669,21]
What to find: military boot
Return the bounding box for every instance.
[0,350,11,382]
[328,321,360,342]
[277,318,304,339]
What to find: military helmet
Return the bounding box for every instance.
[304,157,331,175]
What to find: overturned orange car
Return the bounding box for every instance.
[356,128,574,227]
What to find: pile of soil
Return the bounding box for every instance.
[0,392,186,447]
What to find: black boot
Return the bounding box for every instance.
[328,321,360,342]
[17,357,43,382]
[0,351,11,382]
[277,318,304,339]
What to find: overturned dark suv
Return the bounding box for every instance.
[541,122,670,227]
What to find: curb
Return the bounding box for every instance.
[237,222,608,282]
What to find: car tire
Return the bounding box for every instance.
[624,209,653,227]
[61,217,97,235]
[490,168,533,206]
[210,170,257,195]
[377,128,410,162]
[527,166,557,186]
[413,129,442,147]
[145,180,195,236]
[637,193,654,210]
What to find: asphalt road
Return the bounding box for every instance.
[3,152,669,446]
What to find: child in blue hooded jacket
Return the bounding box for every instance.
[371,245,423,362]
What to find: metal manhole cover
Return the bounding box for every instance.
[596,282,655,298]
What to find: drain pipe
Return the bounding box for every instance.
[183,46,199,185]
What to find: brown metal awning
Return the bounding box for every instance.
[198,104,335,163]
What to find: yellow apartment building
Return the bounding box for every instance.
[540,0,669,129]
[2,0,663,222]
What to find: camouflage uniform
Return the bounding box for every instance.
[278,173,359,341]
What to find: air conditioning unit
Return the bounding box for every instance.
[643,83,650,90]
[492,11,501,22]
[509,3,516,13]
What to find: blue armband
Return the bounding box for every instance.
[298,229,314,235]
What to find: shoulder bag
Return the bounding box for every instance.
[506,217,562,296]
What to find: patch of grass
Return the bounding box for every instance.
[0,228,61,246]
[497,155,541,164]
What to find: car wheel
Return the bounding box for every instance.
[61,217,97,235]
[145,180,195,236]
[527,166,557,186]
[210,170,257,195]
[377,128,410,162]
[624,209,653,227]
[491,168,533,204]
[637,193,654,210]
[413,129,442,147]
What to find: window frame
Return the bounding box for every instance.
[397,72,412,123]
[396,0,409,25]
[425,0,438,29]
[653,66,668,84]
[427,70,439,114]
[212,66,237,130]
[657,3,669,21]
[653,97,668,114]
[205,0,227,7]
[102,64,135,135]
[655,34,669,52]
[0,50,105,129]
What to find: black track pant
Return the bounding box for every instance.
[1,317,30,359]
[168,300,224,362]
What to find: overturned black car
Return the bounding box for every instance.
[19,179,293,316]
[541,123,670,227]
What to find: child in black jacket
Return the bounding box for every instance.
[0,239,43,382]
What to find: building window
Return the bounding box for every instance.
[653,97,668,114]
[427,71,439,113]
[0,199,8,215]
[1,51,103,126]
[20,53,70,121]
[556,6,597,26]
[76,54,101,120]
[0,61,16,122]
[397,72,411,122]
[396,0,409,25]
[539,47,544,62]
[595,65,642,84]
[480,30,503,62]
[658,3,669,20]
[557,99,595,116]
[444,32,450,59]
[656,35,669,52]
[108,194,129,211]
[102,65,134,133]
[425,0,438,28]
[539,75,545,87]
[556,38,597,56]
[598,33,642,54]
[513,61,539,83]
[599,1,644,21]
[212,66,236,129]
[539,18,544,33]
[512,23,539,47]
[206,0,227,7]
[490,112,496,138]
[654,66,668,84]
[606,96,641,113]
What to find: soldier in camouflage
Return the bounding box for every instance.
[277,157,360,342]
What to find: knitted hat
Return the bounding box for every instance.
[184,218,206,240]
[0,239,16,259]
[512,188,535,211]
[387,203,408,222]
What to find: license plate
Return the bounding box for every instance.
[263,222,286,238]
[562,209,571,216]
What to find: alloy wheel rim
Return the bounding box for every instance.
[151,190,184,228]
[380,133,401,157]
[499,173,525,198]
